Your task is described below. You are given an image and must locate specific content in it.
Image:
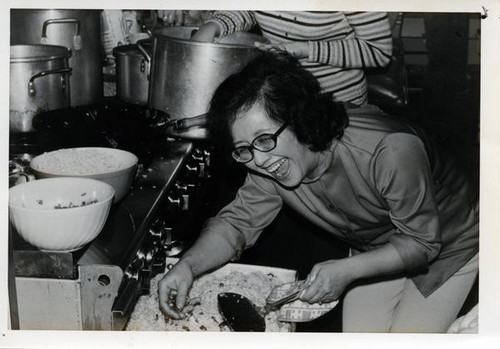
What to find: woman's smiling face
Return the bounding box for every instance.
[231,103,320,188]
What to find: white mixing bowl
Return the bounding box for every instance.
[30,147,138,202]
[9,177,115,252]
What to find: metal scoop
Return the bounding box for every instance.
[217,289,301,332]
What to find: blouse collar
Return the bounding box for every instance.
[302,140,338,184]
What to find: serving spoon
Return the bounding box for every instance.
[217,289,301,332]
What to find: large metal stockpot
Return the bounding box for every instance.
[10,45,72,133]
[10,9,103,107]
[148,27,268,121]
[113,40,152,105]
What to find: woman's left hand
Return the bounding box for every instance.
[299,259,354,304]
[254,41,309,59]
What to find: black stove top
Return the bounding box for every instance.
[10,97,170,165]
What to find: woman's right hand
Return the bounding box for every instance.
[158,261,194,319]
[191,22,221,42]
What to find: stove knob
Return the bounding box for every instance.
[198,162,210,179]
[145,248,155,265]
[167,194,184,210]
[152,247,166,274]
[184,163,199,177]
[160,226,173,246]
[137,244,155,265]
[167,194,181,208]
[181,194,190,211]
[175,181,196,193]
[149,220,167,248]
[124,267,139,281]
[167,193,189,211]
[124,259,141,280]
[203,150,211,167]
[191,151,204,162]
[136,248,146,262]
[175,182,188,192]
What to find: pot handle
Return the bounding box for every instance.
[9,172,34,187]
[136,39,151,76]
[41,18,82,50]
[28,67,73,96]
[164,113,208,130]
[136,39,151,62]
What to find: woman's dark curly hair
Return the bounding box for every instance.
[207,50,348,153]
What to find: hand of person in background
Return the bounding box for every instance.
[159,10,215,28]
[158,261,194,319]
[299,259,354,304]
[191,21,221,42]
[254,41,309,59]
[158,10,186,26]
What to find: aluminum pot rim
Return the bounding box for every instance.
[113,43,152,57]
[10,44,72,63]
[152,26,268,49]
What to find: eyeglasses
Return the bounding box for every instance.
[232,122,288,163]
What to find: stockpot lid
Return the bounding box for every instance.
[10,44,72,63]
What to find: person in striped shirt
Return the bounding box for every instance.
[192,11,393,106]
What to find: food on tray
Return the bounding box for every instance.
[126,269,293,332]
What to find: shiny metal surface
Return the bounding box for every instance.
[10,45,72,133]
[113,41,152,105]
[148,27,267,120]
[10,9,103,106]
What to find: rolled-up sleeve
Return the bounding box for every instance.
[372,133,442,274]
[199,173,283,259]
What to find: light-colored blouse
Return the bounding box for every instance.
[201,105,479,297]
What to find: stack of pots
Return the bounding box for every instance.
[10,9,103,133]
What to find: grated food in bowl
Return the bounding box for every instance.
[126,270,292,332]
[33,148,128,175]
[53,199,98,209]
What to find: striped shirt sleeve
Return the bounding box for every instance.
[309,12,393,68]
[207,11,257,37]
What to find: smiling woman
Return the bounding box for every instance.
[157,50,478,333]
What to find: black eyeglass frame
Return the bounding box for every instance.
[231,122,289,163]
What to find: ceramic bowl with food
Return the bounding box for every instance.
[30,147,138,202]
[9,177,115,252]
